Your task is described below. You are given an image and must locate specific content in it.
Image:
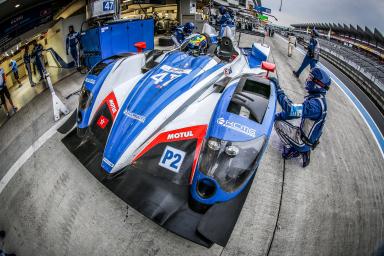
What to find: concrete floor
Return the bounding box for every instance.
[0,34,383,256]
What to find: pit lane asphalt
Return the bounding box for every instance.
[0,34,382,256]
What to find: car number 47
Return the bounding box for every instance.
[159,146,186,173]
[151,72,181,87]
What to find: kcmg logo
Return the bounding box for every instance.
[217,118,225,125]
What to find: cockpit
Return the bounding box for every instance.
[180,33,239,63]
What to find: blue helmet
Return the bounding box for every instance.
[183,22,195,35]
[311,28,319,37]
[305,67,331,94]
[219,6,226,15]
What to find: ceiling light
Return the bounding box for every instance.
[15,4,20,8]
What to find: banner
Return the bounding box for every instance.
[255,6,271,14]
[258,14,269,21]
[0,3,57,51]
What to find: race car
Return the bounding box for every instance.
[60,27,277,247]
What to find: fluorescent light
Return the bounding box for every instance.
[15,4,20,8]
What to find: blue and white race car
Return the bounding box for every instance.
[61,27,277,247]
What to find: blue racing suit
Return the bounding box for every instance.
[173,26,186,45]
[32,44,45,79]
[10,60,18,73]
[66,31,80,67]
[296,37,320,76]
[219,13,234,26]
[10,60,21,84]
[274,85,327,153]
[24,51,35,86]
[219,13,235,37]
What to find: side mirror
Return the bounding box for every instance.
[134,42,147,53]
[261,61,276,78]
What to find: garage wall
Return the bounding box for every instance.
[42,13,85,67]
[0,13,85,88]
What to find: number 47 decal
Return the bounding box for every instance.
[151,72,182,88]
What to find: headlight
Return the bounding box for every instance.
[79,86,93,110]
[198,136,266,193]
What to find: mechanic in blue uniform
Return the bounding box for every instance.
[274,67,331,167]
[218,6,234,26]
[293,29,320,78]
[0,67,18,117]
[66,25,81,68]
[173,22,196,45]
[31,40,45,81]
[218,6,235,37]
[23,44,36,87]
[9,60,22,88]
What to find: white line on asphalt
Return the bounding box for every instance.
[276,34,384,158]
[0,112,75,195]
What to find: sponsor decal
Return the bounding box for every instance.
[133,125,208,184]
[97,115,109,129]
[124,110,146,123]
[167,131,194,140]
[159,146,186,173]
[108,99,118,115]
[217,117,256,138]
[85,77,96,84]
[102,157,115,168]
[102,92,119,119]
[224,67,232,76]
[160,65,192,74]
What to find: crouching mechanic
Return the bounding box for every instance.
[274,67,331,167]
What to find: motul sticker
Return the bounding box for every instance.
[167,131,194,140]
[104,92,119,119]
[97,115,109,129]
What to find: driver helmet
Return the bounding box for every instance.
[305,67,331,94]
[183,22,195,35]
[187,35,208,56]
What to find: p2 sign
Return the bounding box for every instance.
[103,1,114,11]
[159,146,186,173]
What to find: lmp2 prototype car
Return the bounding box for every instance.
[60,28,277,247]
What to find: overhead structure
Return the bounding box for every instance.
[0,0,69,53]
[291,23,384,48]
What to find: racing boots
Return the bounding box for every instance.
[282,147,311,168]
[282,147,300,159]
[302,151,311,168]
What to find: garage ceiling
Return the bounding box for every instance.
[0,0,67,22]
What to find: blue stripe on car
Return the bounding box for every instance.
[102,52,224,173]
